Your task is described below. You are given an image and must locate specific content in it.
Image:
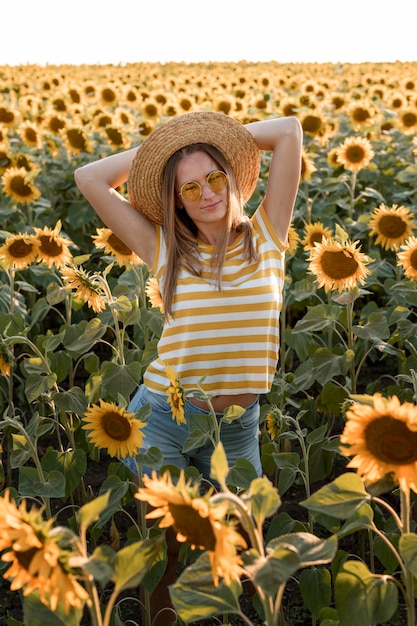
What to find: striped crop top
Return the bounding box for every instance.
[143,204,287,397]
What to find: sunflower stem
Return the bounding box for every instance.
[400,488,416,626]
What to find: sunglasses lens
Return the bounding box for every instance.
[208,170,227,191]
[179,171,228,201]
[180,182,201,201]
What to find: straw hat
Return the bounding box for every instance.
[127,111,260,225]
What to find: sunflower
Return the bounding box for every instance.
[60,265,106,313]
[17,121,43,149]
[340,393,417,493]
[300,148,317,181]
[60,126,93,156]
[42,110,67,134]
[308,237,372,293]
[397,236,417,280]
[0,491,89,613]
[0,342,11,376]
[286,225,300,255]
[396,107,417,135]
[368,203,416,250]
[327,147,341,168]
[145,276,165,312]
[299,111,327,138]
[279,96,298,117]
[347,99,379,131]
[0,144,12,175]
[83,399,146,458]
[1,166,41,204]
[92,228,143,267]
[104,126,129,149]
[165,365,186,425]
[336,136,375,173]
[302,221,333,251]
[33,223,73,268]
[265,406,287,441]
[0,232,39,270]
[135,470,246,586]
[0,105,20,128]
[99,85,119,108]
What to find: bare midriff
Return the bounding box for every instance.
[188,393,258,413]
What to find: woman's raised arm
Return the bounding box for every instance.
[245,117,303,243]
[74,148,157,267]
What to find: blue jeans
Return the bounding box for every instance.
[121,384,262,480]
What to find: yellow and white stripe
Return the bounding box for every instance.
[144,204,287,396]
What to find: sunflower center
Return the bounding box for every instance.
[25,128,38,142]
[16,547,38,569]
[378,215,407,238]
[321,250,359,279]
[39,235,63,257]
[67,129,87,149]
[345,146,365,163]
[365,416,417,464]
[402,112,417,128]
[310,232,325,245]
[102,412,132,441]
[106,234,132,256]
[353,107,370,122]
[302,115,322,134]
[169,503,216,550]
[10,175,32,197]
[9,239,35,258]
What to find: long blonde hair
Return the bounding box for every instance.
[161,143,257,316]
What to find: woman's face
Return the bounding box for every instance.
[175,151,228,236]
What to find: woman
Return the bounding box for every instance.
[75,111,302,624]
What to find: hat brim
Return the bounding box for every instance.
[127,111,260,225]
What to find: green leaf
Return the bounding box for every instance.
[244,543,300,592]
[94,475,130,527]
[171,551,243,622]
[335,560,398,626]
[99,361,142,400]
[64,318,107,355]
[310,348,348,385]
[10,433,31,468]
[113,537,164,592]
[337,503,374,538]
[78,491,111,530]
[18,467,66,498]
[292,304,341,332]
[41,447,87,499]
[306,423,329,445]
[302,473,368,519]
[353,311,390,340]
[25,372,57,402]
[399,532,417,577]
[277,467,297,496]
[222,404,246,423]
[210,441,229,487]
[267,533,338,568]
[299,568,332,619]
[226,457,260,490]
[272,451,301,470]
[83,544,116,587]
[245,476,281,528]
[52,386,88,415]
[182,427,211,453]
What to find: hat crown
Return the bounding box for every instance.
[128,111,260,225]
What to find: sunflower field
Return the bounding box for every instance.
[1,60,417,626]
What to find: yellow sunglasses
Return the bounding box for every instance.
[178,170,228,202]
